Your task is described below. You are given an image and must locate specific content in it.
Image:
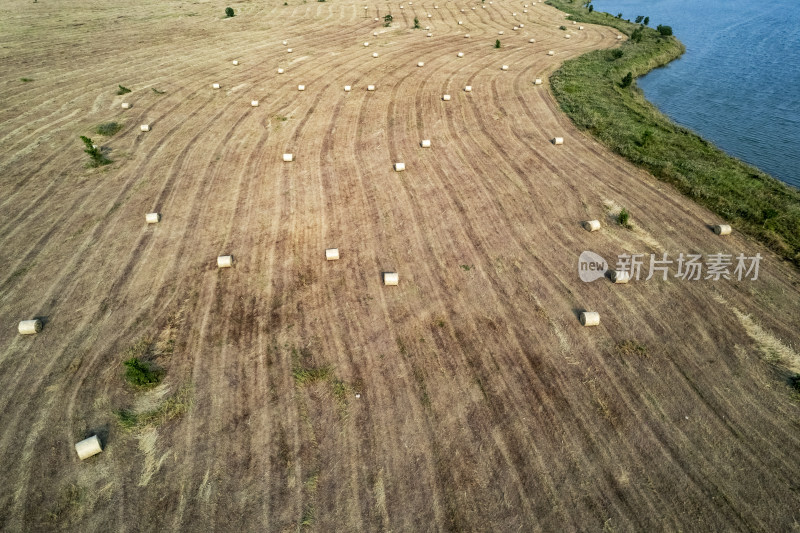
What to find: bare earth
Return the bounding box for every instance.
[1,0,799,531]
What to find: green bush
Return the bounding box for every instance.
[611,49,624,60]
[657,24,672,36]
[618,208,631,228]
[95,122,122,136]
[116,85,131,95]
[559,25,567,30]
[225,6,234,17]
[588,5,593,12]
[644,16,649,26]
[495,39,501,48]
[79,136,111,167]
[620,71,633,87]
[123,357,163,387]
[384,14,392,26]
[413,17,420,29]
[635,15,643,24]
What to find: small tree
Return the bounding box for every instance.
[225,6,234,17]
[643,16,649,26]
[618,208,631,228]
[620,72,633,88]
[384,14,392,27]
[657,24,672,36]
[635,15,643,24]
[588,5,593,12]
[495,39,501,49]
[80,136,111,167]
[559,25,567,30]
[123,357,163,387]
[616,12,622,19]
[413,17,420,29]
[611,49,624,60]
[631,27,643,42]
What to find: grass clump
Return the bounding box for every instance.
[617,208,631,228]
[151,87,165,95]
[615,340,648,358]
[116,84,131,95]
[413,17,420,29]
[495,39,501,49]
[547,0,800,267]
[95,121,122,136]
[225,6,234,17]
[79,136,111,167]
[20,77,34,82]
[123,357,163,387]
[115,383,193,429]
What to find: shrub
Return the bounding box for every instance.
[495,39,501,48]
[116,85,131,95]
[611,49,624,59]
[635,15,643,24]
[95,122,122,136]
[616,12,622,18]
[225,6,234,17]
[588,5,593,12]
[559,25,567,30]
[20,78,33,82]
[413,17,420,29]
[80,136,111,167]
[631,27,643,42]
[657,24,672,36]
[123,357,163,387]
[384,13,392,26]
[620,71,633,88]
[618,208,631,227]
[644,16,649,26]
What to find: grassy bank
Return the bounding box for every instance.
[547,0,800,266]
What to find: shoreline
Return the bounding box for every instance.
[545,0,800,267]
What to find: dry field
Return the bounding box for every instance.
[1,0,799,530]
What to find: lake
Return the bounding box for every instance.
[594,0,800,188]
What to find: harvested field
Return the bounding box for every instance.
[1,0,799,531]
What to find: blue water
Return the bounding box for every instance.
[595,0,800,189]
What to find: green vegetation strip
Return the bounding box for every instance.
[547,0,800,266]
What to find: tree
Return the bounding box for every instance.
[635,15,643,24]
[225,7,234,17]
[80,136,111,167]
[588,5,593,12]
[631,27,643,42]
[643,16,649,26]
[495,39,501,49]
[620,72,633,88]
[616,12,622,18]
[657,24,673,36]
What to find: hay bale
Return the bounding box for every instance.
[251,100,259,107]
[427,14,432,17]
[212,83,220,89]
[373,52,379,57]
[529,38,535,43]
[282,40,288,45]
[232,60,239,65]
[579,26,584,30]
[565,34,571,39]
[553,137,564,145]
[523,9,528,12]
[18,319,42,335]
[140,124,150,132]
[519,23,524,28]
[714,224,732,236]
[572,21,577,25]
[383,272,399,286]
[580,311,600,327]
[457,52,464,57]
[283,153,294,162]
[548,50,555,55]
[75,435,102,460]
[344,85,352,91]
[513,26,519,31]
[501,65,509,71]
[534,78,542,85]
[426,33,432,37]
[145,212,161,224]
[617,35,623,40]
[464,85,472,92]
[394,162,405,171]
[367,85,376,91]
[298,85,305,91]
[325,248,340,261]
[498,31,504,35]
[582,219,600,232]
[442,94,451,101]
[418,61,425,67]
[121,102,131,109]
[421,139,431,148]
[458,21,463,24]
[609,270,631,284]
[464,34,470,38]
[287,48,293,53]
[364,42,370,46]
[434,5,438,8]
[277,68,285,74]
[373,32,378,36]
[217,255,234,268]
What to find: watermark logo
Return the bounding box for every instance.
[579,251,762,282]
[578,250,608,282]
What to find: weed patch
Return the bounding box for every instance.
[116,84,131,95]
[95,122,122,136]
[115,384,193,430]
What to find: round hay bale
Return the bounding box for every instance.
[513,27,519,31]
[394,162,405,171]
[617,35,623,40]
[121,102,131,109]
[75,435,102,460]
[427,14,432,18]
[457,52,464,57]
[442,94,451,101]
[529,38,535,43]
[282,40,288,45]
[609,270,631,284]
[283,153,294,162]
[582,219,601,232]
[212,83,220,89]
[367,84,376,91]
[464,85,472,92]
[145,212,161,224]
[519,24,524,28]
[344,85,352,92]
[251,100,259,107]
[383,272,399,286]
[325,248,340,261]
[523,9,528,13]
[140,124,150,132]
[298,85,305,91]
[421,139,431,148]
[232,60,239,65]
[553,137,564,145]
[565,34,571,39]
[287,48,293,53]
[364,42,369,46]
[18,319,42,335]
[464,34,470,38]
[498,31,504,35]
[277,68,285,74]
[501,65,509,71]
[426,33,433,37]
[548,50,555,55]
[434,5,438,8]
[417,61,425,67]
[579,26,584,30]
[373,32,378,36]
[534,78,542,85]
[580,311,600,327]
[373,52,379,57]
[572,21,577,25]
[458,21,463,24]
[217,255,234,268]
[714,224,732,236]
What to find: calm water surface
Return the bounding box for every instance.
[595,0,800,188]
